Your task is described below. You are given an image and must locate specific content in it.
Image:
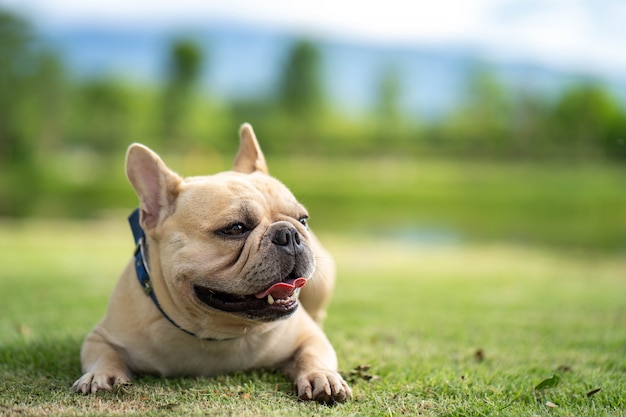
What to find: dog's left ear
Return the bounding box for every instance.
[232,123,269,174]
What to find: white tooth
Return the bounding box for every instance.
[267,294,274,305]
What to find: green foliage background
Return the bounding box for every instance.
[1,8,625,251]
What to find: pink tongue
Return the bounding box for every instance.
[255,277,307,299]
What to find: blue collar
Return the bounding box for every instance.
[129,209,228,341]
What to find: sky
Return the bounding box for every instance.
[3,0,626,79]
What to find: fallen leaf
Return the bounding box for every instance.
[586,388,601,397]
[535,374,560,390]
[545,401,558,408]
[343,364,379,383]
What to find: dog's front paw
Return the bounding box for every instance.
[71,371,131,394]
[295,370,352,404]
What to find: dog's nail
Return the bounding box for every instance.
[267,294,275,305]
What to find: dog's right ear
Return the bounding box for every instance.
[125,144,183,231]
[233,123,269,174]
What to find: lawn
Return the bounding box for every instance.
[1,219,624,416]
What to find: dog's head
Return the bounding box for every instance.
[125,124,315,331]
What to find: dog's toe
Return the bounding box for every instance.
[71,374,92,394]
[72,371,130,394]
[295,370,352,404]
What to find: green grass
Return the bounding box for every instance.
[1,219,625,416]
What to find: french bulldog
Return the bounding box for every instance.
[71,124,351,404]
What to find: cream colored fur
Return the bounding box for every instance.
[71,124,350,403]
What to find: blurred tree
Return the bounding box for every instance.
[161,38,204,145]
[377,66,401,123]
[548,83,626,159]
[278,40,323,118]
[33,50,67,152]
[0,10,37,166]
[0,9,68,216]
[508,87,547,158]
[373,65,405,149]
[276,40,324,151]
[443,67,512,156]
[69,78,131,153]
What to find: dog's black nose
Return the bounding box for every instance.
[272,226,301,248]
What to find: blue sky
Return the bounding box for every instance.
[3,0,626,80]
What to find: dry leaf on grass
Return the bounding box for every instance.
[342,364,379,383]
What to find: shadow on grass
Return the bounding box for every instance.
[0,336,302,416]
[0,336,292,389]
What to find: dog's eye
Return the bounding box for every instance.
[219,223,250,237]
[298,216,309,229]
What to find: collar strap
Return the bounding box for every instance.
[128,209,228,341]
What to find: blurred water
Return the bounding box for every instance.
[374,226,462,247]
